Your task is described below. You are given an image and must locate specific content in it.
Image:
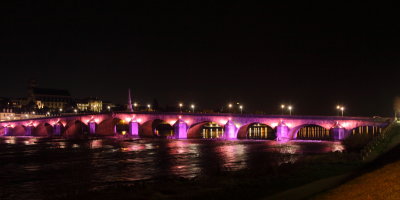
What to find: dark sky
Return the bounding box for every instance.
[1,1,399,116]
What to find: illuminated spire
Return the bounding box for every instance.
[127,88,133,112]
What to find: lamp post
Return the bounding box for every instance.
[228,103,232,113]
[336,105,340,116]
[239,105,243,114]
[147,104,151,111]
[191,104,195,113]
[133,103,137,111]
[179,103,183,113]
[288,106,292,116]
[281,104,285,115]
[336,105,344,117]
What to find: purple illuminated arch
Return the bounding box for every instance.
[291,124,330,140]
[33,123,54,137]
[237,122,275,139]
[64,120,88,138]
[97,118,121,136]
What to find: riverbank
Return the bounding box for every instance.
[312,142,400,200]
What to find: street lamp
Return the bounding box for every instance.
[147,104,151,111]
[191,104,195,113]
[74,109,77,113]
[59,108,62,112]
[179,103,183,112]
[281,104,285,115]
[228,103,233,113]
[107,106,111,111]
[336,105,345,116]
[288,106,293,116]
[239,105,243,114]
[32,111,35,115]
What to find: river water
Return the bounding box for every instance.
[0,137,344,199]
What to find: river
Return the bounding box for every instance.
[0,137,344,199]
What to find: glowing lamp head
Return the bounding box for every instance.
[228,104,232,108]
[147,104,151,108]
[133,103,137,107]
[288,106,292,110]
[191,104,195,108]
[281,104,285,109]
[179,103,183,107]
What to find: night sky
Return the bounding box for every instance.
[1,1,399,116]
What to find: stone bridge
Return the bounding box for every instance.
[0,112,390,141]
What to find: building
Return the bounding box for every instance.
[76,97,103,112]
[29,88,75,110]
[27,80,75,111]
[0,109,46,121]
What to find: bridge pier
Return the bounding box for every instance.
[331,126,346,140]
[276,122,290,141]
[129,121,139,137]
[88,121,96,135]
[224,120,237,139]
[173,119,188,139]
[54,124,62,136]
[4,126,11,136]
[26,126,33,136]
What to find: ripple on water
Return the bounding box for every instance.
[0,137,345,199]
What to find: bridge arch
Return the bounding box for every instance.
[97,118,121,136]
[237,123,275,139]
[292,124,331,140]
[10,125,27,136]
[64,120,88,138]
[33,123,54,137]
[139,119,174,138]
[349,125,382,136]
[187,121,224,139]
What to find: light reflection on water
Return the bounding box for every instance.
[0,137,344,199]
